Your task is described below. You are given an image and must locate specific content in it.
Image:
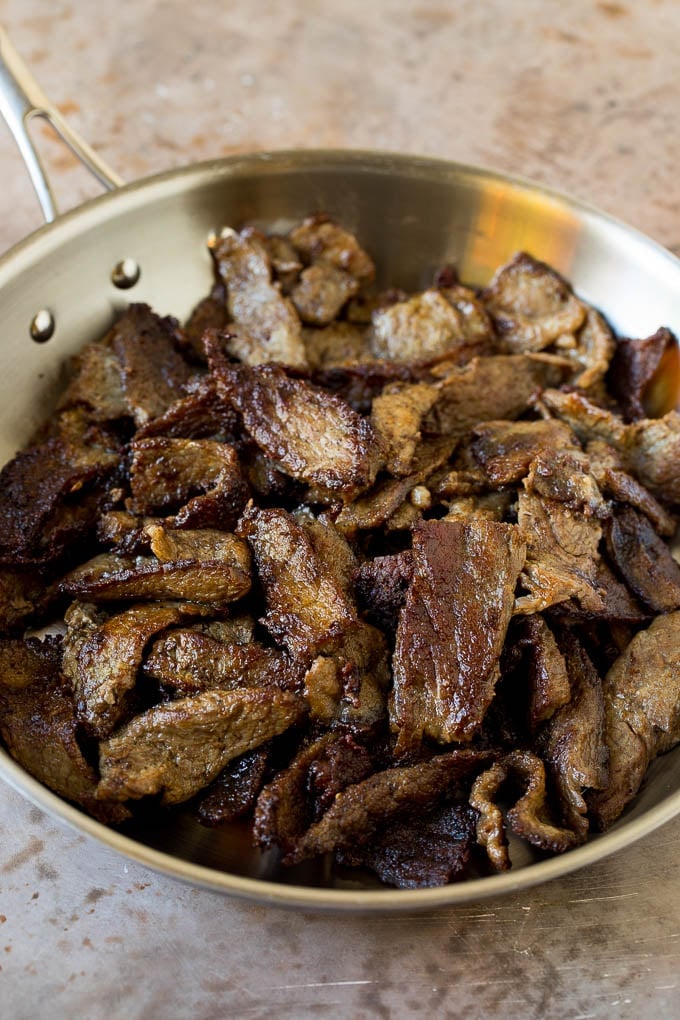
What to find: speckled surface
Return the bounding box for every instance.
[0,2,679,1017]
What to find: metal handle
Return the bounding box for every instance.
[0,25,124,222]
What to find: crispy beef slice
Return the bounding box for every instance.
[110,303,192,426]
[183,290,230,358]
[424,354,569,437]
[211,227,307,369]
[561,308,616,391]
[134,378,240,442]
[195,745,270,826]
[355,550,414,634]
[471,751,580,871]
[337,803,477,889]
[59,529,251,607]
[238,506,356,659]
[253,732,375,853]
[587,611,680,830]
[313,359,411,416]
[515,491,605,615]
[143,630,302,696]
[293,508,358,600]
[210,358,383,501]
[371,382,442,476]
[62,600,205,738]
[266,234,302,292]
[370,287,493,364]
[0,638,128,824]
[0,569,55,636]
[303,622,390,728]
[390,519,526,747]
[284,749,492,865]
[57,340,128,421]
[482,252,586,353]
[605,506,680,612]
[97,687,304,805]
[510,614,572,731]
[291,263,361,326]
[289,214,375,284]
[538,633,608,840]
[524,448,606,516]
[128,437,248,530]
[303,322,370,370]
[608,327,678,421]
[470,419,579,487]
[541,389,680,504]
[593,464,676,537]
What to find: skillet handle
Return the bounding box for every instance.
[0,26,124,223]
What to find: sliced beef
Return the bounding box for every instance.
[470,418,579,487]
[57,340,128,422]
[303,322,370,370]
[371,382,441,476]
[593,464,676,537]
[97,686,304,805]
[390,520,525,747]
[482,252,586,353]
[587,611,680,829]
[293,508,358,601]
[0,569,56,636]
[302,622,389,729]
[238,506,357,659]
[605,507,680,612]
[128,437,248,530]
[355,551,414,634]
[370,287,493,364]
[507,614,571,731]
[266,234,302,292]
[211,227,307,369]
[337,803,477,889]
[195,745,270,826]
[209,354,383,502]
[314,359,411,415]
[183,289,230,358]
[62,601,205,738]
[292,263,361,326]
[565,308,616,390]
[59,528,251,607]
[0,638,128,824]
[110,304,192,426]
[133,378,240,442]
[288,214,375,285]
[608,327,678,421]
[524,448,606,516]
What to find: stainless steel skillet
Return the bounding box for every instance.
[0,26,679,912]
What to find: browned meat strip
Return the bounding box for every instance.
[303,322,370,369]
[128,437,248,530]
[538,633,608,840]
[371,287,493,364]
[593,464,677,537]
[266,235,302,292]
[97,510,155,556]
[587,612,680,829]
[371,383,441,476]
[59,529,251,607]
[293,508,358,600]
[209,351,383,501]
[338,803,477,889]
[62,601,205,738]
[0,569,56,635]
[390,520,525,747]
[608,327,678,421]
[471,750,580,871]
[211,227,307,369]
[605,507,680,612]
[509,615,571,731]
[238,506,356,659]
[564,309,616,390]
[303,622,389,728]
[57,341,128,421]
[0,638,128,824]
[471,419,578,487]
[482,252,586,353]
[110,304,192,426]
[195,745,270,826]
[292,263,360,326]
[284,749,492,865]
[97,686,305,805]
[355,551,414,634]
[253,732,375,853]
[133,377,240,442]
[183,288,230,358]
[289,214,375,284]
[424,354,569,437]
[524,448,606,516]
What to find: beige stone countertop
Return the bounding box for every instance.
[0,1,679,1017]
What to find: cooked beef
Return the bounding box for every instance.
[524,448,606,516]
[593,464,677,537]
[143,629,301,696]
[183,290,230,358]
[97,510,154,556]
[515,491,605,614]
[371,287,493,364]
[355,551,414,633]
[470,419,579,487]
[62,601,205,738]
[211,227,308,369]
[128,437,248,530]
[482,252,586,353]
[266,234,302,292]
[293,508,358,600]
[608,327,677,421]
[303,622,389,728]
[239,506,356,659]
[538,633,608,839]
[605,507,680,612]
[0,569,56,635]
[442,491,514,523]
[209,354,383,502]
[565,309,616,390]
[283,749,492,865]
[470,750,580,871]
[57,340,128,422]
[195,745,270,826]
[371,383,441,476]
[289,214,375,284]
[110,304,192,427]
[0,637,128,824]
[59,529,251,607]
[97,686,304,805]
[303,322,370,370]
[292,263,361,326]
[133,378,240,442]
[337,803,477,888]
[390,520,525,747]
[587,611,680,829]
[424,354,569,437]
[253,732,375,853]
[508,614,571,731]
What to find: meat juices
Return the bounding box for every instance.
[0,215,679,889]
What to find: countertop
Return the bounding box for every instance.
[0,2,679,1017]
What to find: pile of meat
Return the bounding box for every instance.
[0,214,679,890]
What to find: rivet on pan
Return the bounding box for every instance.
[30,309,55,343]
[111,258,141,289]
